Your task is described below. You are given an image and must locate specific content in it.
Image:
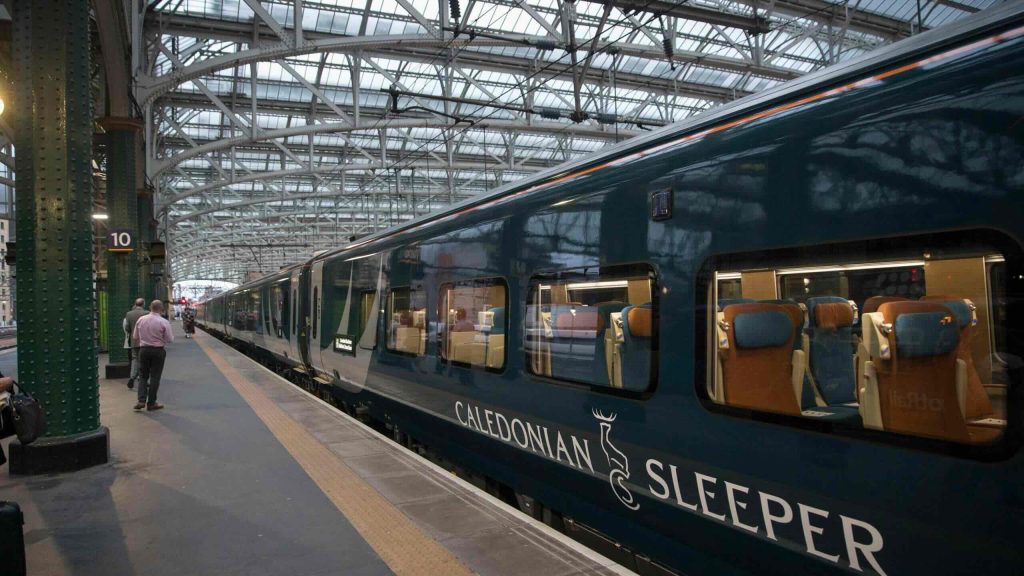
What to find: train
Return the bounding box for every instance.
[197,5,1024,575]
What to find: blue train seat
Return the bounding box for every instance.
[862,301,999,444]
[620,304,654,391]
[803,297,862,424]
[719,303,803,415]
[550,305,600,383]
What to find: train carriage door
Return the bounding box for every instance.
[288,268,303,363]
[309,260,326,370]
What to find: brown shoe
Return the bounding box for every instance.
[133,403,145,411]
[147,403,164,411]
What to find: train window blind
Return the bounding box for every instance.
[438,278,507,370]
[699,230,1020,457]
[387,286,427,356]
[526,263,658,393]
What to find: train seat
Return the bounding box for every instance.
[718,298,755,311]
[719,303,803,415]
[920,296,994,421]
[449,331,487,365]
[861,301,999,444]
[620,304,653,391]
[862,295,908,315]
[592,302,624,386]
[803,297,862,424]
[551,306,600,382]
[486,307,505,369]
[395,326,425,355]
[760,300,820,411]
[856,296,908,399]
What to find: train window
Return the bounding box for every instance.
[526,264,657,392]
[438,278,507,370]
[700,232,1019,454]
[387,286,426,356]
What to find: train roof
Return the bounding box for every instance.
[306,1,1021,263]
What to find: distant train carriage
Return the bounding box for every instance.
[198,6,1024,575]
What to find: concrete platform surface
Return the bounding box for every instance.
[0,324,631,576]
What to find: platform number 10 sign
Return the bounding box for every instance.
[107,229,135,253]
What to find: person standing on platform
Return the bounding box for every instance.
[182,307,196,338]
[132,300,174,412]
[122,298,147,390]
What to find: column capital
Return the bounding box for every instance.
[99,116,143,131]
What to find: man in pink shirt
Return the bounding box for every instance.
[131,300,174,411]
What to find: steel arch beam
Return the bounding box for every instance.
[157,160,542,211]
[151,117,632,177]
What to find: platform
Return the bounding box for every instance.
[0,324,630,576]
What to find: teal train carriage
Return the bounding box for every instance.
[197,5,1024,574]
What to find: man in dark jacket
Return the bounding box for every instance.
[123,298,147,390]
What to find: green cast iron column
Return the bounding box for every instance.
[101,119,141,377]
[10,0,109,474]
[137,188,154,302]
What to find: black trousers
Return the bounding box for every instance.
[138,346,167,405]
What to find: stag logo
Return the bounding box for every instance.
[593,409,639,511]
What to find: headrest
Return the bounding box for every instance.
[921,296,971,329]
[805,296,847,327]
[592,302,623,333]
[862,295,908,315]
[814,303,854,329]
[730,306,793,350]
[877,301,952,324]
[894,311,960,358]
[626,306,653,338]
[718,298,755,311]
[573,309,599,331]
[490,308,505,333]
[554,313,576,330]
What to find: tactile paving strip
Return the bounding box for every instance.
[196,335,476,576]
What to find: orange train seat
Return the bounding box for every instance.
[866,301,999,444]
[720,303,803,416]
[921,296,995,420]
[862,295,908,315]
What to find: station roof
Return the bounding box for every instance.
[142,0,994,281]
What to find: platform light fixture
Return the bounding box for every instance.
[92,213,109,220]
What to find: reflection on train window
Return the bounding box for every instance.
[527,264,657,392]
[387,287,426,356]
[359,290,376,340]
[438,278,507,370]
[270,280,286,338]
[704,240,1014,449]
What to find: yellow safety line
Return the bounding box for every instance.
[195,334,475,576]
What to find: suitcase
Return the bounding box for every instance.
[0,501,26,576]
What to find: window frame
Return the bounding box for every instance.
[386,285,428,358]
[695,229,1022,461]
[524,262,660,399]
[436,276,509,373]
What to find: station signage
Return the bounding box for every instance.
[107,229,135,253]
